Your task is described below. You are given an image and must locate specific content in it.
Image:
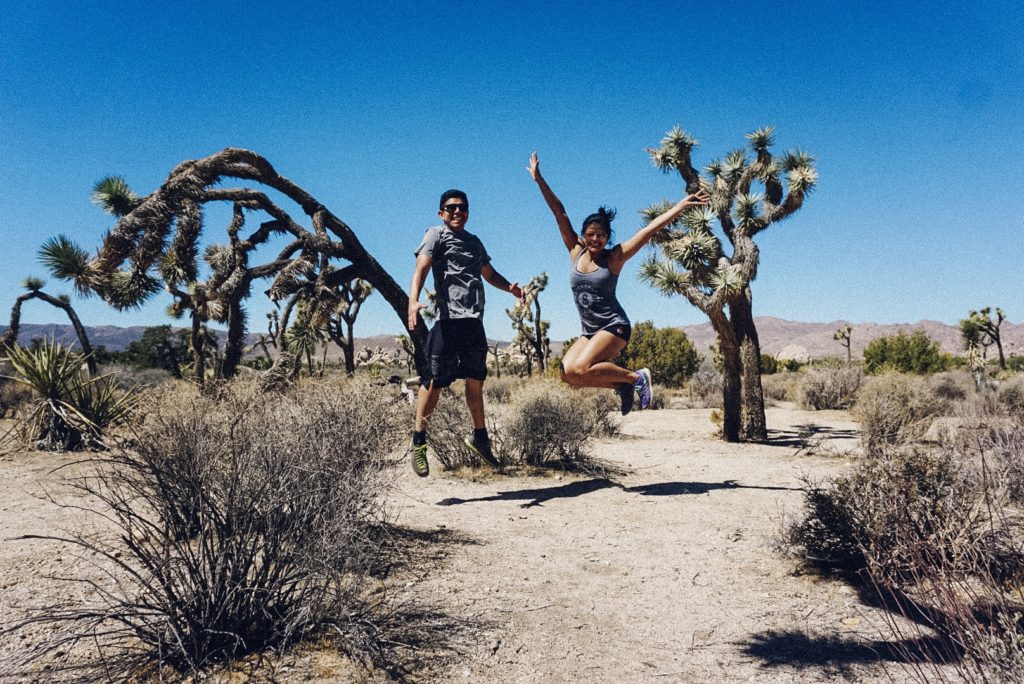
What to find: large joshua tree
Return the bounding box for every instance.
[640,126,817,441]
[41,149,427,384]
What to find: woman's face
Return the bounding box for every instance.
[582,224,609,254]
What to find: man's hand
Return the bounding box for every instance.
[407,301,427,330]
[510,282,524,300]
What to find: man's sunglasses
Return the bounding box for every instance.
[442,203,468,214]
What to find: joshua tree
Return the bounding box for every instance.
[3,276,97,376]
[640,126,816,441]
[834,324,853,364]
[40,150,428,385]
[505,273,551,375]
[326,278,373,375]
[960,307,1006,370]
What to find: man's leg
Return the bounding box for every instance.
[416,382,443,432]
[464,378,485,429]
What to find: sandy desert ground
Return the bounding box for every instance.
[0,405,954,682]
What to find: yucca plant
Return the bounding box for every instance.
[2,339,137,450]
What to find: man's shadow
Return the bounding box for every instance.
[437,477,799,509]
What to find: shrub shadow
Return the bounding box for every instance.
[741,629,958,671]
[766,423,860,449]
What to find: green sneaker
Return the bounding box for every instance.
[463,436,500,469]
[411,438,429,477]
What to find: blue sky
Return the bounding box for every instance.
[2,1,1022,343]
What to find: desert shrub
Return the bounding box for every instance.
[852,373,944,450]
[0,374,33,418]
[791,400,1024,683]
[613,321,700,387]
[998,375,1024,418]
[930,370,972,403]
[494,381,617,471]
[9,377,406,678]
[1007,356,1024,373]
[760,372,796,404]
[98,362,175,389]
[760,353,779,375]
[484,375,522,404]
[797,365,863,410]
[863,330,948,375]
[686,359,723,408]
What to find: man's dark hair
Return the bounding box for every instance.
[582,206,617,241]
[439,189,469,210]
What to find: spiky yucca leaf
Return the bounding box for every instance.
[105,270,161,310]
[39,235,92,296]
[57,294,71,305]
[734,193,764,223]
[705,160,723,178]
[22,277,45,291]
[662,126,697,152]
[759,159,782,182]
[782,149,816,171]
[166,299,187,320]
[710,264,745,296]
[667,231,719,271]
[639,257,693,296]
[787,166,819,194]
[91,176,140,217]
[723,150,749,178]
[745,126,776,151]
[682,207,715,232]
[204,244,233,275]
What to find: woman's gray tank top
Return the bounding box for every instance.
[569,249,630,336]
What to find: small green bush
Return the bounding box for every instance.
[760,353,779,375]
[863,330,948,375]
[613,321,700,387]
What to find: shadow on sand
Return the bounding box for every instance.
[765,423,860,450]
[437,477,799,509]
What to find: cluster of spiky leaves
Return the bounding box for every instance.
[2,339,136,450]
[640,125,817,309]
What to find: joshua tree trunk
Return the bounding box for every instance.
[190,313,206,385]
[4,290,97,376]
[730,291,767,441]
[713,313,743,443]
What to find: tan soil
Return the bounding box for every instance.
[0,407,945,682]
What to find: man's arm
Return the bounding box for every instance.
[481,263,523,300]
[407,253,432,330]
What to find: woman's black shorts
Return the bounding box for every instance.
[423,318,489,389]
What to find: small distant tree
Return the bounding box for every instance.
[760,353,779,375]
[959,307,1005,370]
[123,326,190,378]
[833,324,852,364]
[3,276,97,376]
[863,330,947,375]
[506,273,551,375]
[613,321,700,387]
[326,278,373,375]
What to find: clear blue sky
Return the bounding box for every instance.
[2,1,1022,343]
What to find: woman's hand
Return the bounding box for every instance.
[684,189,711,207]
[527,151,541,182]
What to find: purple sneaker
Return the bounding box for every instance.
[635,368,653,410]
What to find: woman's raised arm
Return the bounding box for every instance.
[528,152,579,253]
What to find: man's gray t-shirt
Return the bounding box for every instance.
[415,226,491,320]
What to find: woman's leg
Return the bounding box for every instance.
[560,331,638,389]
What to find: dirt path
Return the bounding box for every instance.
[390,406,916,683]
[1,407,939,682]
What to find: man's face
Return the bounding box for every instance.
[439,197,469,230]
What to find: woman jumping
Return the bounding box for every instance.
[527,151,709,415]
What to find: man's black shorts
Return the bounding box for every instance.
[423,318,489,389]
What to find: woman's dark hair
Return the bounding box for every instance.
[581,206,616,242]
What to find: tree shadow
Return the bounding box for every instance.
[766,423,860,450]
[437,477,799,509]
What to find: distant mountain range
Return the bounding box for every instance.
[4,318,1023,361]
